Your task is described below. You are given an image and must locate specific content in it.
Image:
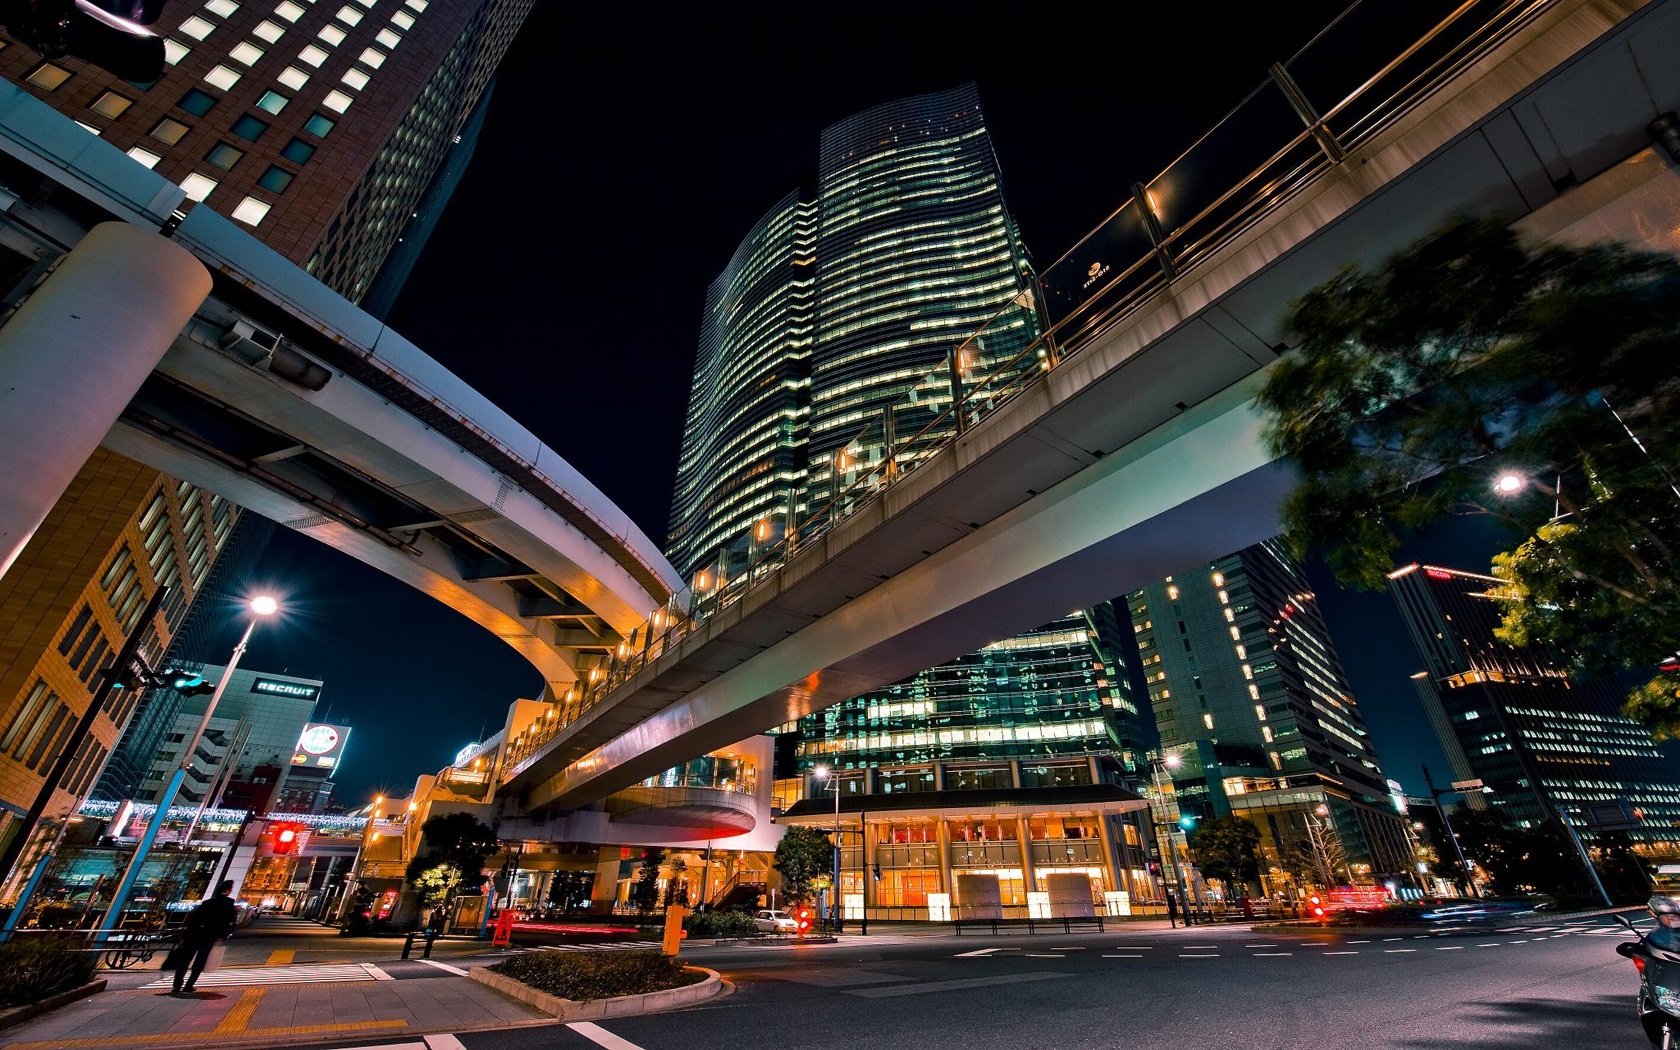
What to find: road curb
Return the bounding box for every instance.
[471,964,723,1021]
[0,979,107,1031]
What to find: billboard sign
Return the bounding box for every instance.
[292,723,350,767]
[253,678,320,701]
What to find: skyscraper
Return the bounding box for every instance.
[670,84,1149,789]
[1129,540,1413,887]
[1388,562,1680,854]
[0,0,531,885]
[0,0,532,303]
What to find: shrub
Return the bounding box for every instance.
[683,910,759,939]
[489,950,704,1002]
[0,934,97,1007]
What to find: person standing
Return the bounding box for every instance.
[1165,890,1179,929]
[171,880,238,996]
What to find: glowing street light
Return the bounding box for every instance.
[1494,473,1524,495]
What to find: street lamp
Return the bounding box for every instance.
[99,595,280,935]
[813,765,841,931]
[1148,754,1194,926]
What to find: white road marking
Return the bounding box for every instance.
[418,958,469,976]
[1025,953,1064,958]
[1051,947,1087,951]
[1178,953,1219,958]
[363,963,396,981]
[1508,940,1529,944]
[1348,940,1370,944]
[1102,954,1143,958]
[1253,953,1292,957]
[1435,946,1464,951]
[424,1037,467,1050]
[1383,937,1402,942]
[1244,944,1277,948]
[1384,949,1417,953]
[955,948,1002,958]
[568,1021,648,1050]
[1111,945,1154,950]
[1323,951,1358,956]
[1477,943,1501,948]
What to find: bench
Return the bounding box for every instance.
[952,915,1106,935]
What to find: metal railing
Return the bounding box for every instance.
[500,0,1556,781]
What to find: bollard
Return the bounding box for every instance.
[401,932,417,959]
[423,929,438,959]
[661,904,688,958]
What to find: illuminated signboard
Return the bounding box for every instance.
[292,723,350,767]
[253,678,320,700]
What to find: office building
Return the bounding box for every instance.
[1389,563,1680,855]
[0,0,531,890]
[275,721,351,813]
[0,455,245,884]
[0,0,532,303]
[1128,540,1413,888]
[177,665,322,807]
[669,86,1149,810]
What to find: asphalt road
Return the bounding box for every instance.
[323,914,1654,1050]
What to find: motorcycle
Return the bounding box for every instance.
[1616,909,1680,1047]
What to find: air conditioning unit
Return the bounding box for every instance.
[217,319,279,364]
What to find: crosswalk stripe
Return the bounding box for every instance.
[142,962,379,988]
[506,941,656,954]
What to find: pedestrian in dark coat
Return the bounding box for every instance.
[1166,891,1179,929]
[171,880,238,996]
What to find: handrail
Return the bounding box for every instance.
[498,0,1560,780]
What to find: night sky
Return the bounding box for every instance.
[218,2,1498,806]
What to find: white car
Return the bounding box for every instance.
[753,909,798,933]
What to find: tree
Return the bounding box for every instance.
[404,812,497,906]
[411,864,461,908]
[774,826,831,904]
[1257,218,1680,728]
[629,849,664,913]
[1187,816,1262,893]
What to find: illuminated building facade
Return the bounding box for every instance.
[1389,563,1680,853]
[1129,540,1412,885]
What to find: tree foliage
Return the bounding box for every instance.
[774,825,832,904]
[629,849,664,913]
[404,811,497,903]
[1258,217,1680,728]
[1187,816,1262,892]
[411,864,462,908]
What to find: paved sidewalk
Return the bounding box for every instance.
[0,971,549,1050]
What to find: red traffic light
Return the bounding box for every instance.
[272,823,302,855]
[1307,894,1326,919]
[794,907,812,933]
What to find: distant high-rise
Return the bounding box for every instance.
[1389,563,1680,853]
[0,0,531,303]
[1129,540,1413,885]
[670,85,1148,787]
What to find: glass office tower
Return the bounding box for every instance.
[1130,540,1413,886]
[1389,563,1680,854]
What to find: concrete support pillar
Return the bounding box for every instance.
[862,817,877,915]
[1096,814,1123,897]
[590,849,621,916]
[1016,815,1037,896]
[0,222,211,581]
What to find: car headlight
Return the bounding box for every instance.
[1652,985,1680,1015]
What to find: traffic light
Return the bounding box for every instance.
[167,670,216,697]
[0,0,167,83]
[1178,813,1198,831]
[794,906,812,934]
[1307,894,1327,920]
[272,823,301,855]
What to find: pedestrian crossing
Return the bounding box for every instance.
[500,940,657,954]
[141,962,386,988]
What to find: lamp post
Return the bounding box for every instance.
[1149,754,1193,926]
[99,595,279,936]
[814,765,842,932]
[1419,765,1481,900]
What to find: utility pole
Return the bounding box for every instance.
[1422,765,1480,899]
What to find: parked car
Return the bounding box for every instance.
[753,909,797,933]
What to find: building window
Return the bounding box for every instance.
[340,68,369,91]
[205,0,239,14]
[25,62,72,90]
[203,65,241,90]
[149,117,190,144]
[252,19,285,42]
[255,90,288,114]
[88,91,132,119]
[231,196,271,226]
[126,146,163,168]
[275,0,305,21]
[375,28,400,48]
[357,47,385,68]
[164,39,190,64]
[391,10,414,28]
[335,5,363,25]
[179,172,218,202]
[298,44,328,66]
[178,88,217,115]
[403,0,426,11]
[178,15,216,39]
[318,24,347,45]
[231,114,268,140]
[229,41,264,66]
[205,142,243,170]
[303,112,335,137]
[277,66,309,90]
[257,165,293,192]
[280,136,315,163]
[321,90,352,113]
